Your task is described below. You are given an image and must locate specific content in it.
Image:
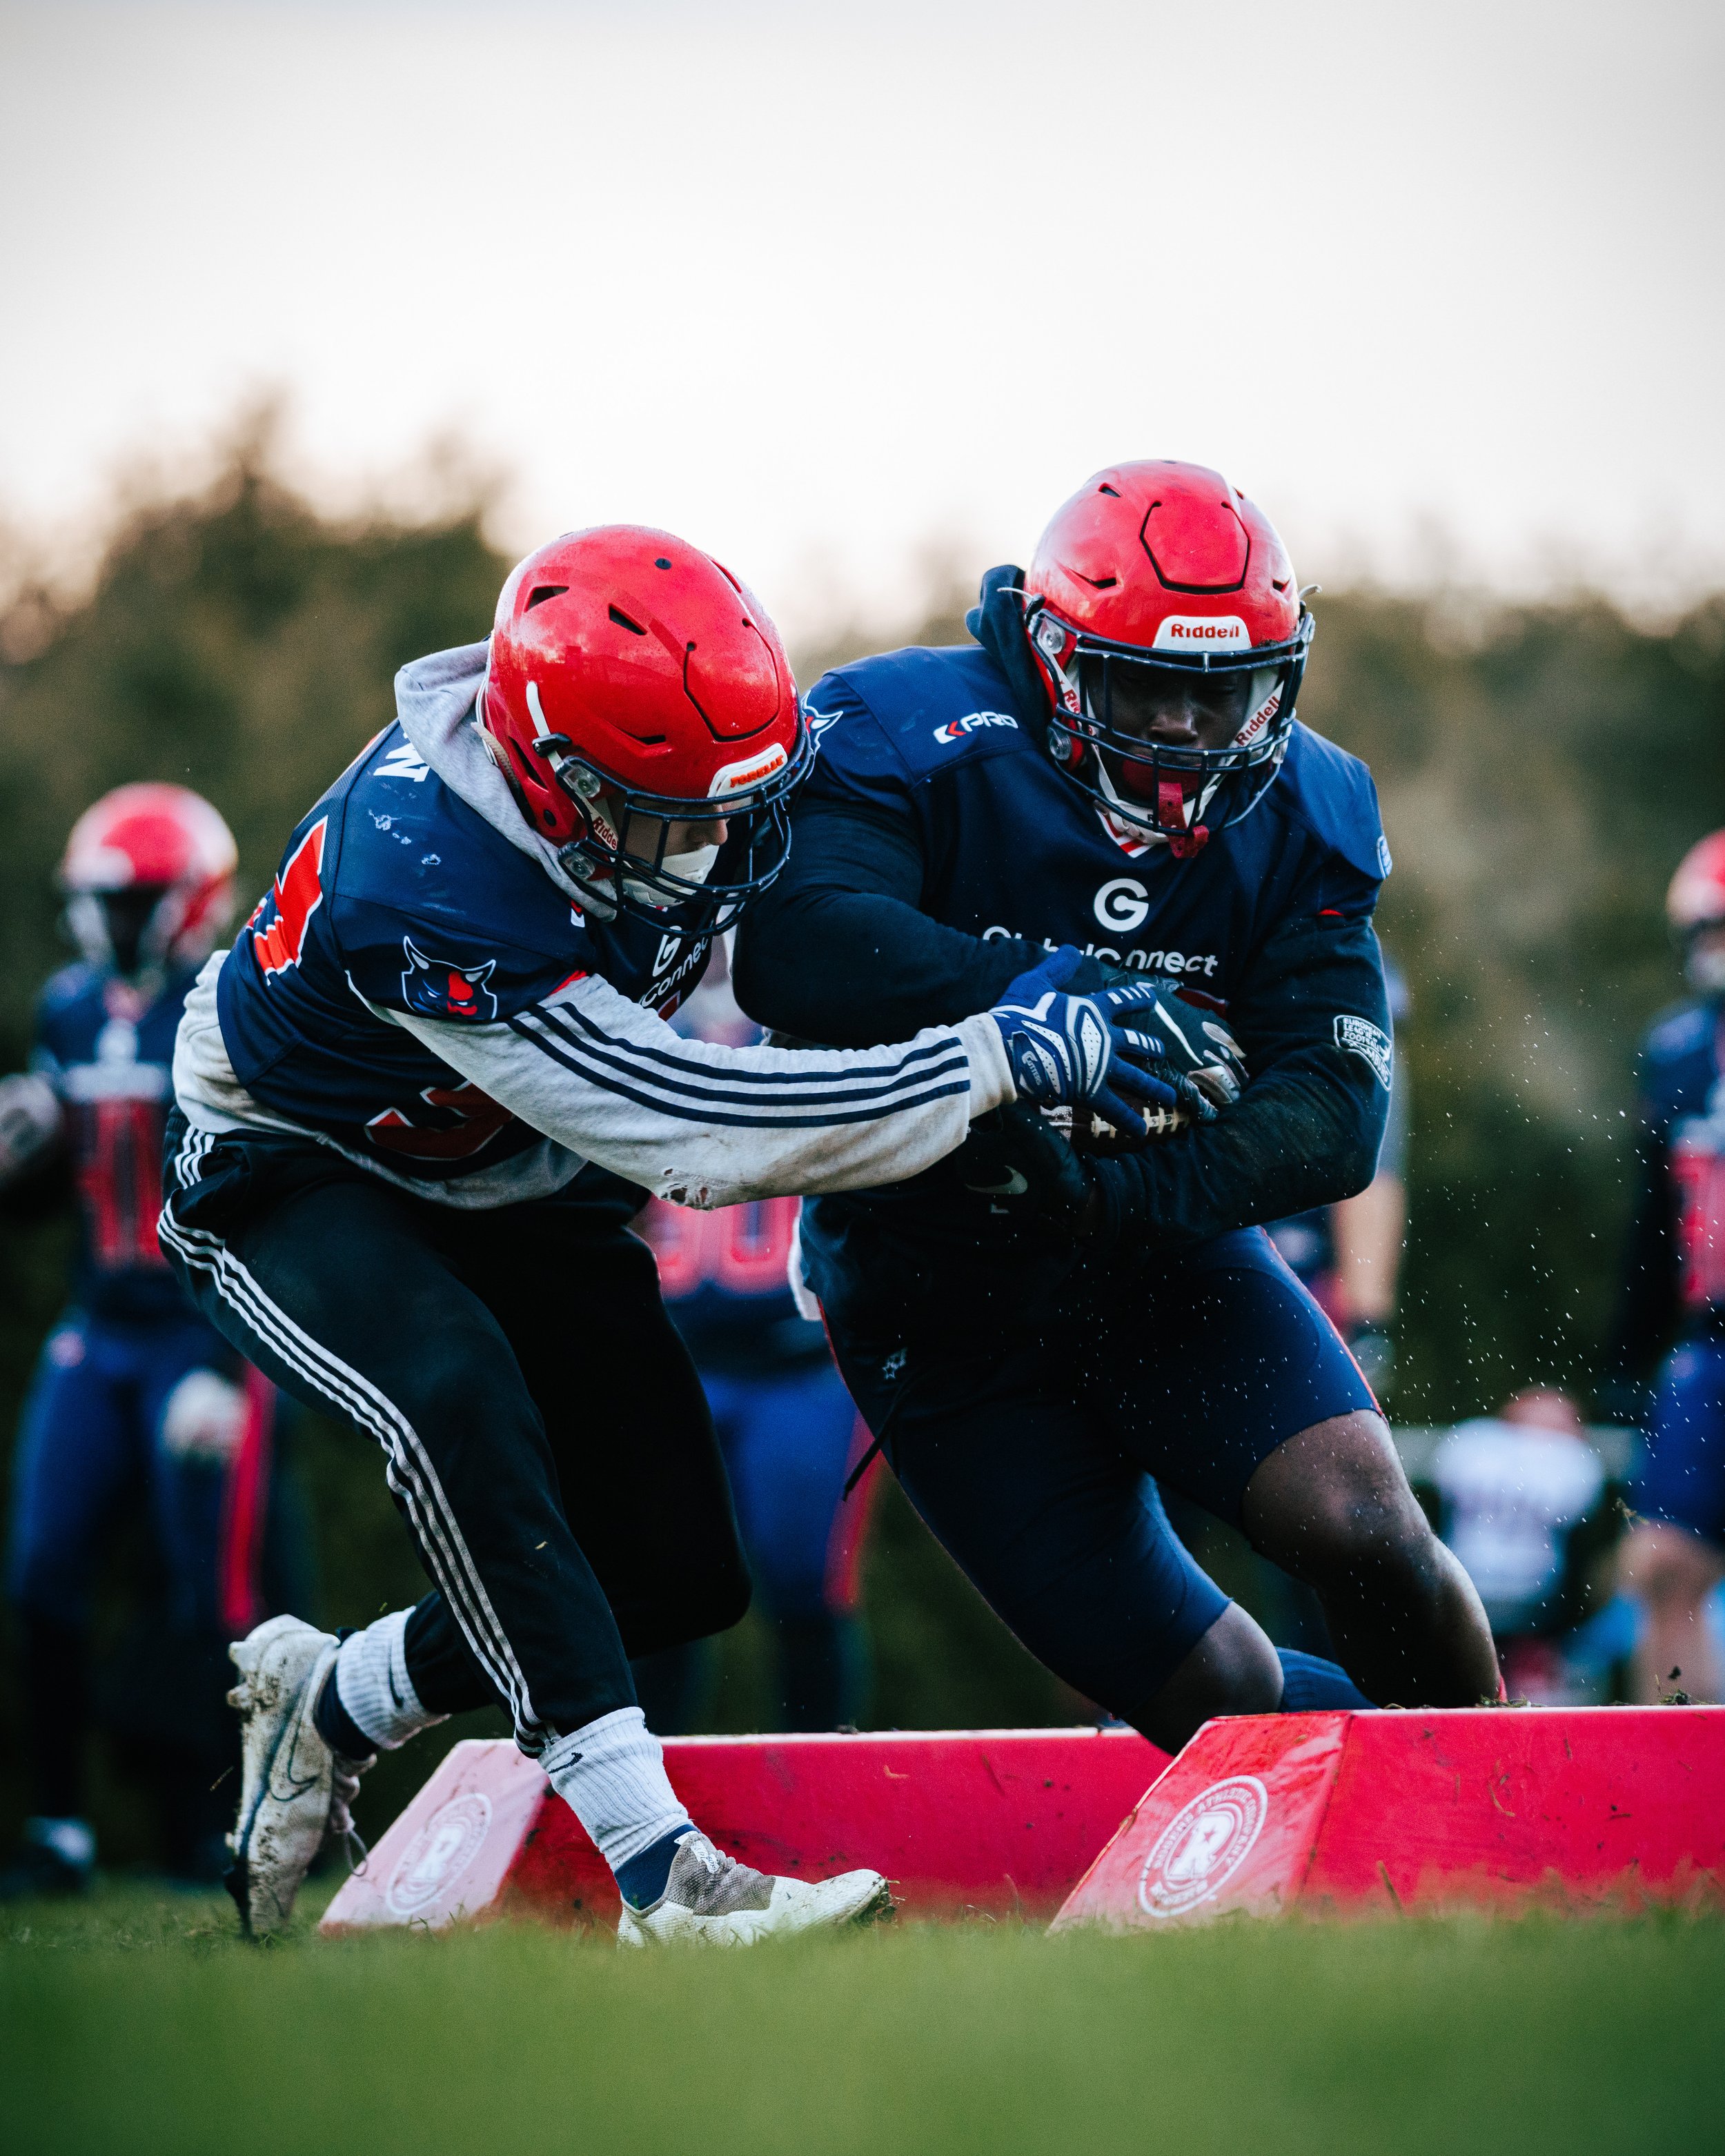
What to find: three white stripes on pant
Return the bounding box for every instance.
[158,1179,546,1750]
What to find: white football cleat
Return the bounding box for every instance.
[226,1614,371,1937]
[616,1830,890,1948]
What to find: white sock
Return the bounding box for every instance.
[540,1707,691,1872]
[334,1610,446,1752]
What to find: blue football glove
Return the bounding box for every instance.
[987,945,1180,1141]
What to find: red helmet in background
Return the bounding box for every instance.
[479,526,810,928]
[1022,461,1314,858]
[1667,830,1725,995]
[60,782,238,979]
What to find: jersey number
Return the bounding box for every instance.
[366,1081,513,1162]
[251,819,328,978]
[645,1194,800,1299]
[77,1099,168,1270]
[1673,1134,1725,1307]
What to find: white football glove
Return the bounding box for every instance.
[159,1369,250,1464]
[0,1073,63,1185]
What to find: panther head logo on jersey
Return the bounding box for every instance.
[400,940,500,1023]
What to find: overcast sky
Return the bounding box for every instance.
[2,0,1722,633]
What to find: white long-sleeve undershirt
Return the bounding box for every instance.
[377,967,1013,1209]
[172,951,1014,1210]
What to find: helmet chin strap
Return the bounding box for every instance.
[621,842,720,909]
[1156,780,1210,862]
[1090,753,1222,861]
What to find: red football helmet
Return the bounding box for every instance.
[1667,830,1725,993]
[479,526,810,928]
[60,783,238,978]
[1021,461,1314,858]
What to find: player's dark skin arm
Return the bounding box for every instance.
[736,796,1501,1728]
[733,800,1047,1040]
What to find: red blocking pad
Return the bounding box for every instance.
[321,1726,1171,1934]
[1050,1707,1725,1932]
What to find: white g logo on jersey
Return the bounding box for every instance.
[1094,878,1150,933]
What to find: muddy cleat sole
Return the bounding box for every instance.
[226,1614,345,1937]
[617,1829,891,1948]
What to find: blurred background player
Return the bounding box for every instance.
[1428,1386,1607,1702]
[634,942,878,1735]
[1599,831,1725,1703]
[1,786,285,1895]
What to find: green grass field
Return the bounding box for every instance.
[1,1887,1721,2156]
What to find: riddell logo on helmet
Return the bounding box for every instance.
[1153,616,1250,649]
[711,744,789,796]
[1234,686,1282,749]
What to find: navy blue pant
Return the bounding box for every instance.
[1635,1331,1725,1547]
[161,1114,749,1750]
[6,1308,246,1823]
[819,1228,1375,1718]
[705,1363,865,1622]
[6,1311,239,1638]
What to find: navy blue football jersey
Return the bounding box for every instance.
[1266,953,1412,1294]
[774,639,1388,1269]
[1611,1000,1725,1372]
[33,962,199,1320]
[213,721,714,1194]
[800,643,1386,974]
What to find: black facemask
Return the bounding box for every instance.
[87,888,170,978]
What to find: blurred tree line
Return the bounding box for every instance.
[0,443,1720,1854]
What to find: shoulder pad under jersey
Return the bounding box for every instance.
[1273,724,1392,886]
[37,963,101,1023]
[807,644,1032,795]
[324,732,588,1020]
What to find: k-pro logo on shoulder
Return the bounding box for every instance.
[933,711,1020,747]
[401,940,500,1022]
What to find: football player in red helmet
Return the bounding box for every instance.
[157,524,1172,1941]
[476,528,812,929]
[60,783,240,981]
[1,785,288,1898]
[1666,831,1725,997]
[1601,830,1725,1703]
[1025,469,1313,860]
[736,461,1502,1748]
